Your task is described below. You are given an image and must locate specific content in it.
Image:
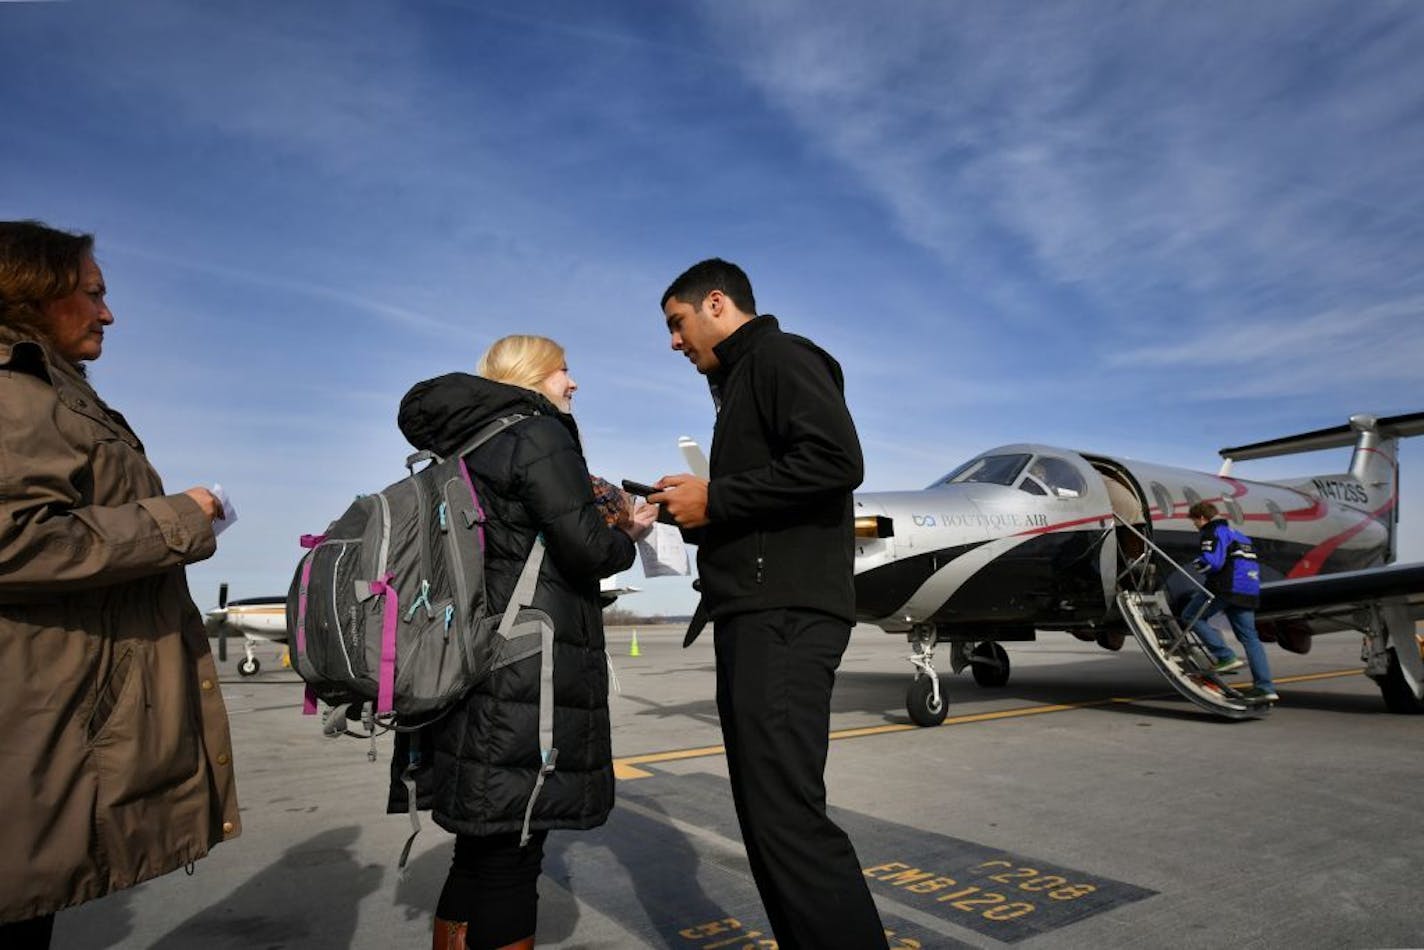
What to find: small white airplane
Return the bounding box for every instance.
[205,576,639,676]
[849,411,1424,723]
[204,583,288,676]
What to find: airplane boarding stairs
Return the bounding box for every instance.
[1113,520,1269,720]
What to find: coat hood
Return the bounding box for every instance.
[398,372,576,458]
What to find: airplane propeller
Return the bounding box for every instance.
[216,582,229,661]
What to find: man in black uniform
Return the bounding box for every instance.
[652,259,886,948]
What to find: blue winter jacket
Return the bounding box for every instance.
[1193,517,1261,607]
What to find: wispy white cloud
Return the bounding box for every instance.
[704,1,1424,383]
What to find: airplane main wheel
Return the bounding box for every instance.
[237,656,261,677]
[970,641,1011,688]
[1377,649,1423,714]
[907,674,948,727]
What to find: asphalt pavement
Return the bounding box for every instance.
[57,622,1424,949]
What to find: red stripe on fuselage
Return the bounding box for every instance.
[1013,513,1114,538]
[1287,447,1397,577]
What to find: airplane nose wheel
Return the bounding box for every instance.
[237,655,261,677]
[906,625,948,726]
[907,673,947,727]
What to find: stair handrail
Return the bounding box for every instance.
[1112,515,1215,629]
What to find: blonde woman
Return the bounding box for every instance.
[392,335,654,950]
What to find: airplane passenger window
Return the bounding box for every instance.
[931,453,1031,488]
[1027,456,1086,499]
[1266,499,1287,531]
[1183,487,1203,507]
[1150,482,1174,519]
[1223,498,1244,523]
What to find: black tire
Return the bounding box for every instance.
[1377,649,1424,714]
[237,656,261,677]
[907,674,948,727]
[970,641,1011,688]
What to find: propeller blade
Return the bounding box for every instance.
[217,583,229,661]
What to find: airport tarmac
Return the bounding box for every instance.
[59,623,1424,949]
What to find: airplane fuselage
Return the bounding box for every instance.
[853,443,1391,636]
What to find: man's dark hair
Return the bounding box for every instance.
[1188,500,1220,522]
[661,258,756,315]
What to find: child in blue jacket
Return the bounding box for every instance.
[1181,500,1278,702]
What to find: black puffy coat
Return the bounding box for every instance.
[388,373,634,837]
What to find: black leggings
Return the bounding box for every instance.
[0,913,55,949]
[436,831,547,949]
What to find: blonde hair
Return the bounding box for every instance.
[477,335,565,392]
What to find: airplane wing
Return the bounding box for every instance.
[1257,561,1424,623]
[1251,561,1424,713]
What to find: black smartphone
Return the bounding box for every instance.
[620,479,660,497]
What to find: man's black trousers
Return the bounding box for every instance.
[714,608,887,949]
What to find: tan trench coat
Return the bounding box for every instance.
[0,326,240,923]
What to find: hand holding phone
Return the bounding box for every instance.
[620,479,662,498]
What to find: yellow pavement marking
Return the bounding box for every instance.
[612,668,1364,780]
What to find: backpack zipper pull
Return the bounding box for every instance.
[403,580,434,622]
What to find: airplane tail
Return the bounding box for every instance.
[1219,411,1424,563]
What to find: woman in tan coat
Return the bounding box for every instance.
[0,221,241,947]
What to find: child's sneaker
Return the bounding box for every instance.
[1240,685,1279,703]
[1211,656,1245,674]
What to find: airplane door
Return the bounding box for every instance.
[1020,453,1115,620]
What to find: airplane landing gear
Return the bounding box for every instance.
[1361,602,1424,714]
[1377,650,1424,714]
[906,625,947,727]
[237,638,261,677]
[969,641,1011,688]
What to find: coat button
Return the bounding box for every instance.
[217,752,230,766]
[201,679,214,691]
[222,821,235,835]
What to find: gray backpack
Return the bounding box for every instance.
[287,413,560,844]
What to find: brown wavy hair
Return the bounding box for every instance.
[0,220,96,342]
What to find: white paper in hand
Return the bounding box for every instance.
[637,522,689,577]
[210,483,238,538]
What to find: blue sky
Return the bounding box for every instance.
[3,0,1421,615]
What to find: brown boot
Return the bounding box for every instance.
[493,938,534,950]
[433,918,467,950]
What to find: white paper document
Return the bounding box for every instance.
[637,522,689,577]
[210,482,238,537]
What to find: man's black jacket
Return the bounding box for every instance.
[692,315,863,623]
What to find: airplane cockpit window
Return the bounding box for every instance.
[931,453,1031,488]
[1017,477,1048,495]
[1025,456,1086,499]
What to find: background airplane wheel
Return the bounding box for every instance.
[970,641,1010,688]
[907,674,947,727]
[237,656,261,677]
[1376,649,1423,714]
